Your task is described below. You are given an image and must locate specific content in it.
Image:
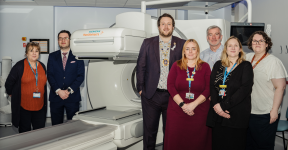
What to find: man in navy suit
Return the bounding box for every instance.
[47,30,84,125]
[137,13,186,150]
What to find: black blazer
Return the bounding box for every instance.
[5,59,47,128]
[206,60,253,128]
[136,36,186,99]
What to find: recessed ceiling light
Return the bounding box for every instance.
[4,0,34,2]
[0,8,33,13]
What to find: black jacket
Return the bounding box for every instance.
[5,59,47,128]
[206,60,253,128]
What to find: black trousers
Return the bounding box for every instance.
[18,106,46,133]
[212,123,247,150]
[141,90,169,150]
[50,101,80,125]
[246,113,280,150]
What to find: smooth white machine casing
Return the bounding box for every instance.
[71,28,146,58]
[71,11,230,148]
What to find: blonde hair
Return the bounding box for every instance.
[177,39,204,70]
[221,36,246,67]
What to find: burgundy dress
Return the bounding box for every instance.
[164,62,212,150]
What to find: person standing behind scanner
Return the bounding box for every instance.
[245,31,288,150]
[136,13,185,150]
[164,39,212,150]
[5,42,48,133]
[47,30,84,126]
[206,36,254,150]
[200,25,224,70]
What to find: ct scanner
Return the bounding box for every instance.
[0,5,232,150]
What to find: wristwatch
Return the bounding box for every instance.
[179,102,185,108]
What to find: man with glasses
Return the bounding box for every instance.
[200,25,224,70]
[47,30,84,125]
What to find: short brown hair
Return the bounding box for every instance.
[177,39,204,71]
[221,36,246,67]
[157,13,175,27]
[25,42,40,57]
[58,30,71,39]
[247,31,273,52]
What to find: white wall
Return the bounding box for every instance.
[0,5,54,67]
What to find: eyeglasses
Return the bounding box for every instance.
[58,37,69,41]
[252,40,265,44]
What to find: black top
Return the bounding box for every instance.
[206,60,253,129]
[5,59,47,128]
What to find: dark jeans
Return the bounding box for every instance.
[246,113,280,150]
[18,106,46,133]
[50,101,80,126]
[141,91,169,150]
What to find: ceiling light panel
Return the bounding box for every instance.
[96,0,127,3]
[0,8,33,13]
[0,1,37,5]
[35,0,65,2]
[96,3,125,7]
[65,0,95,2]
[66,2,96,6]
[35,1,66,6]
[4,0,34,2]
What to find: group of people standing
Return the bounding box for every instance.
[3,12,287,150]
[137,13,288,150]
[5,30,84,133]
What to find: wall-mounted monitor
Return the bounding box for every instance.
[230,22,265,46]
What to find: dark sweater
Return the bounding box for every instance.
[206,60,253,129]
[5,59,47,128]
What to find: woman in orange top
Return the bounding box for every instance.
[5,42,47,133]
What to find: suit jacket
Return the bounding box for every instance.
[206,60,253,129]
[47,50,84,103]
[5,59,47,128]
[136,36,186,99]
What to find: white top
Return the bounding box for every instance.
[200,45,224,70]
[246,53,288,114]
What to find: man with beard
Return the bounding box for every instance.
[47,30,84,125]
[200,25,224,69]
[137,13,185,150]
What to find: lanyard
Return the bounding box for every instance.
[222,63,237,86]
[27,59,38,88]
[187,67,196,88]
[251,52,267,69]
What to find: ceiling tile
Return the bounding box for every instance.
[35,1,67,6]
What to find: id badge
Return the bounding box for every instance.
[185,93,194,99]
[219,89,226,96]
[33,92,41,98]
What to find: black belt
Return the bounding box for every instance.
[156,88,168,92]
